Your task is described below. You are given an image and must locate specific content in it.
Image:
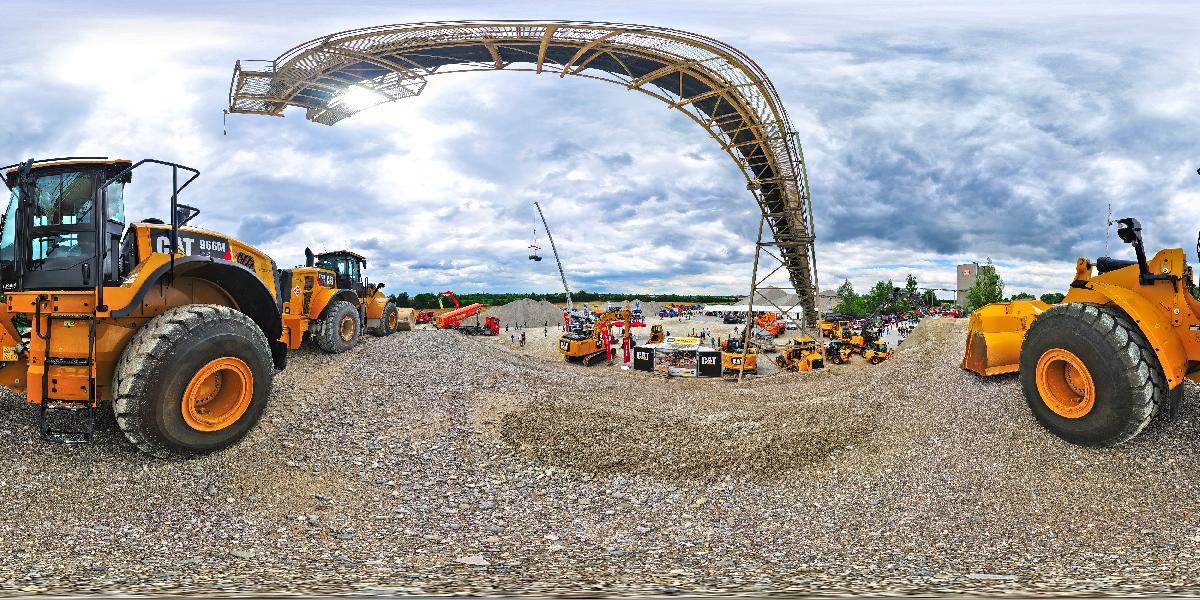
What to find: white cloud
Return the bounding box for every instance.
[0,1,1197,299]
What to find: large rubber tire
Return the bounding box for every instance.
[373,302,398,337]
[1019,303,1164,446]
[316,300,361,353]
[112,305,274,458]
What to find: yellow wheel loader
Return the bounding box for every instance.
[963,217,1200,446]
[825,340,853,365]
[279,248,399,353]
[720,335,758,376]
[0,157,286,456]
[863,340,894,365]
[775,336,825,372]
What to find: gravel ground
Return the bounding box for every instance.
[1,318,1199,596]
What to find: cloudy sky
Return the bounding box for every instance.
[1,1,1197,299]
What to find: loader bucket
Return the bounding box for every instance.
[962,300,1051,376]
[395,308,417,331]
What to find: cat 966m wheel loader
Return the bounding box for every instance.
[279,248,405,354]
[0,157,287,457]
[964,217,1200,446]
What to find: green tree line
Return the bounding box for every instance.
[832,274,936,317]
[832,262,1068,316]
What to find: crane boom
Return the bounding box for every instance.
[534,201,572,311]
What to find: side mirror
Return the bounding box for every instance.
[175,203,200,227]
[1116,217,1142,244]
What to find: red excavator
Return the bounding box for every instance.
[434,291,499,335]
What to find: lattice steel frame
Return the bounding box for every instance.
[228,20,819,321]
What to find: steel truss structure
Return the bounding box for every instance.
[228,20,818,321]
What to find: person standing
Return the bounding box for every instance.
[520,331,527,347]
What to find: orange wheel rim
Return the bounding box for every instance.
[182,357,253,432]
[387,311,398,329]
[1035,348,1096,419]
[339,314,356,341]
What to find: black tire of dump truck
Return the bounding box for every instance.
[316,300,361,353]
[1019,302,1163,446]
[374,302,398,337]
[112,305,274,458]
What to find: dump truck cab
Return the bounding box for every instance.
[0,157,284,455]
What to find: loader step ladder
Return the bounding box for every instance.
[36,312,98,444]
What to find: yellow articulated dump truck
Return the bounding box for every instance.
[0,157,286,457]
[964,217,1200,446]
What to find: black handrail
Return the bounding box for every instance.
[96,159,201,312]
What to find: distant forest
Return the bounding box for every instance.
[388,291,738,309]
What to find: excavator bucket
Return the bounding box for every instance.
[962,300,1052,376]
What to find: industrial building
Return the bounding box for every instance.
[956,262,995,306]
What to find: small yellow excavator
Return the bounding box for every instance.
[963,217,1200,446]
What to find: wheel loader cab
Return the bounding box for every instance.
[315,250,366,295]
[1,159,131,291]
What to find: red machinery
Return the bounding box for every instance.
[434,291,498,335]
[754,313,786,337]
[416,311,434,324]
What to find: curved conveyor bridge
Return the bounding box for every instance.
[228,20,818,321]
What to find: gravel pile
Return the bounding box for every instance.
[485,298,563,328]
[631,299,663,314]
[1,319,1199,596]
